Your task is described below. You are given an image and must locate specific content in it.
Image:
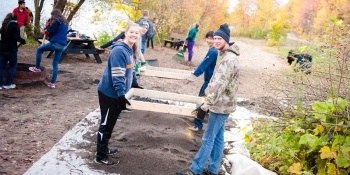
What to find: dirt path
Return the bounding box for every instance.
[0,38,288,175]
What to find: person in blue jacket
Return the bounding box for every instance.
[95,22,141,165]
[186,31,218,131]
[29,9,68,88]
[0,13,26,89]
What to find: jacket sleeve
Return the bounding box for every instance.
[193,49,218,77]
[46,20,60,36]
[202,57,238,110]
[25,10,30,25]
[110,50,128,97]
[13,24,25,44]
[186,29,194,41]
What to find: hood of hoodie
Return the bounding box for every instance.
[220,43,240,56]
[111,41,133,54]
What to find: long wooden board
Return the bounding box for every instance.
[140,66,192,80]
[125,88,203,116]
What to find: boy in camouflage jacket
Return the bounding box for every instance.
[177,23,240,175]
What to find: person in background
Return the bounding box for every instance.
[0,13,26,89]
[95,22,140,165]
[29,9,68,89]
[177,23,240,175]
[25,7,33,23]
[147,17,156,49]
[186,31,218,132]
[12,0,30,38]
[186,23,199,65]
[135,10,154,54]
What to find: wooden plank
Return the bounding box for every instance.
[146,66,192,74]
[140,69,189,80]
[128,100,194,116]
[131,88,203,104]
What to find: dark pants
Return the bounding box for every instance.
[147,37,154,49]
[96,91,122,158]
[0,51,17,86]
[187,41,195,62]
[198,81,209,97]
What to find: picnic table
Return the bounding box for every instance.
[40,37,102,64]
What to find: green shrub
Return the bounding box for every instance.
[93,32,113,46]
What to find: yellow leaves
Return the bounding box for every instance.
[313,125,324,135]
[326,163,337,175]
[320,146,337,159]
[287,162,302,175]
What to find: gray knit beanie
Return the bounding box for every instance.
[214,23,230,44]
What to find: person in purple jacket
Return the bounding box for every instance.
[95,22,141,165]
[29,9,68,88]
[186,31,218,131]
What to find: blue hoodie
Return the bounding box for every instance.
[47,17,68,45]
[98,42,134,98]
[193,47,218,81]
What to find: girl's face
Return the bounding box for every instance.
[206,36,214,48]
[214,36,226,50]
[124,26,140,45]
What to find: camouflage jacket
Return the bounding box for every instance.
[201,43,240,114]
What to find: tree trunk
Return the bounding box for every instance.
[33,0,45,35]
[54,0,67,12]
[66,0,85,23]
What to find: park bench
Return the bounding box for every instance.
[163,32,187,51]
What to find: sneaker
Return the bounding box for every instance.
[94,156,119,165]
[29,67,41,72]
[106,147,119,155]
[203,168,218,175]
[188,126,200,132]
[0,86,3,90]
[176,170,199,175]
[121,108,133,113]
[3,84,16,89]
[47,82,55,88]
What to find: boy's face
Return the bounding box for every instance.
[214,36,226,50]
[206,36,214,47]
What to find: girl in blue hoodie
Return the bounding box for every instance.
[95,22,141,165]
[29,9,68,88]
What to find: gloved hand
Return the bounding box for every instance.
[44,30,49,36]
[191,104,208,120]
[141,61,148,66]
[117,95,131,110]
[186,73,196,82]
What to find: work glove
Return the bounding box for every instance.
[186,73,196,82]
[141,61,148,66]
[191,104,208,120]
[117,95,131,110]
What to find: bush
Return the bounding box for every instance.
[93,32,113,46]
[246,19,350,175]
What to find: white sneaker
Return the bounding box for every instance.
[188,126,200,132]
[117,115,123,122]
[121,108,133,113]
[3,84,16,89]
[0,86,3,90]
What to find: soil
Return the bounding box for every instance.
[0,37,289,175]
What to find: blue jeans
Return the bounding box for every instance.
[141,43,146,54]
[190,112,229,174]
[0,51,17,86]
[36,42,65,84]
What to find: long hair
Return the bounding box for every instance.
[50,9,68,25]
[1,13,17,32]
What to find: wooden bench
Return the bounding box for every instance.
[163,32,187,51]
